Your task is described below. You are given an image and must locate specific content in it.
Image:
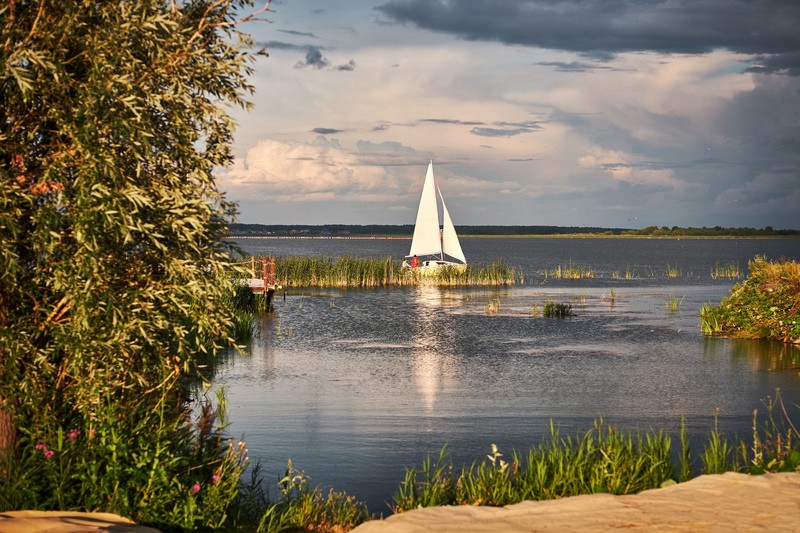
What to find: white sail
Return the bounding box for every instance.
[408,162,442,258]
[407,161,467,268]
[439,188,466,263]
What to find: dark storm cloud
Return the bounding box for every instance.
[536,61,614,72]
[420,118,485,126]
[256,40,308,50]
[311,127,345,135]
[376,0,800,74]
[278,29,318,38]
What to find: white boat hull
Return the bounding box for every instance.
[404,260,467,275]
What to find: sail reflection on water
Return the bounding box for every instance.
[411,287,457,414]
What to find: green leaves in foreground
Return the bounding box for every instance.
[1,0,264,528]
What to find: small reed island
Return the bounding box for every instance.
[702,256,800,344]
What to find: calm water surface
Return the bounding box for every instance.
[214,238,800,512]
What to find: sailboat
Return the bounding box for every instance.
[404,161,467,272]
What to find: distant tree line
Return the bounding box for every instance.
[228,223,798,237]
[621,226,799,237]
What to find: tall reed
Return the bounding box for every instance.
[711,261,741,280]
[392,419,673,512]
[268,256,521,288]
[543,262,596,280]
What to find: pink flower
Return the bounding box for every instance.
[35,443,46,450]
[67,429,80,440]
[44,449,55,459]
[212,474,220,484]
[192,483,201,493]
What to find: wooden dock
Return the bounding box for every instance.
[247,256,282,296]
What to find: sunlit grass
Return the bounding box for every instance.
[665,265,681,279]
[543,262,596,280]
[711,261,741,280]
[265,256,521,288]
[665,294,685,314]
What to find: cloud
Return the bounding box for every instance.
[295,47,330,69]
[312,127,345,135]
[336,60,357,71]
[536,61,614,73]
[376,0,800,75]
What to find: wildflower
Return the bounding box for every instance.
[192,483,201,493]
[44,450,55,459]
[212,474,220,484]
[88,428,96,438]
[67,429,80,440]
[35,443,46,450]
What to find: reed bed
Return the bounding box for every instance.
[269,256,521,288]
[665,265,681,279]
[543,301,573,318]
[711,261,741,280]
[543,262,596,280]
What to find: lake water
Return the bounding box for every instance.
[214,237,800,513]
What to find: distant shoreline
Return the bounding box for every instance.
[226,234,800,240]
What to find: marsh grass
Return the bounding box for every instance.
[700,257,800,343]
[269,256,521,288]
[485,298,501,315]
[257,460,370,533]
[665,295,685,314]
[543,302,573,318]
[665,265,681,279]
[611,267,637,279]
[391,397,800,516]
[392,420,673,512]
[543,262,596,280]
[711,261,741,280]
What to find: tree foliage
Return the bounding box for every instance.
[1,0,265,525]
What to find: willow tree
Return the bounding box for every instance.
[0,0,267,525]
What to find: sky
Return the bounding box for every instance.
[219,0,800,229]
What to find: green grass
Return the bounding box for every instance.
[392,420,673,512]
[700,256,800,343]
[711,261,741,280]
[543,262,596,280]
[665,295,684,314]
[390,396,800,515]
[543,301,573,318]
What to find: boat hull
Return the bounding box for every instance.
[403,260,467,275]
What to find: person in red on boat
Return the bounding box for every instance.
[410,255,419,268]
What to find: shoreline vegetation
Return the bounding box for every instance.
[246,401,800,532]
[701,257,800,344]
[227,223,800,239]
